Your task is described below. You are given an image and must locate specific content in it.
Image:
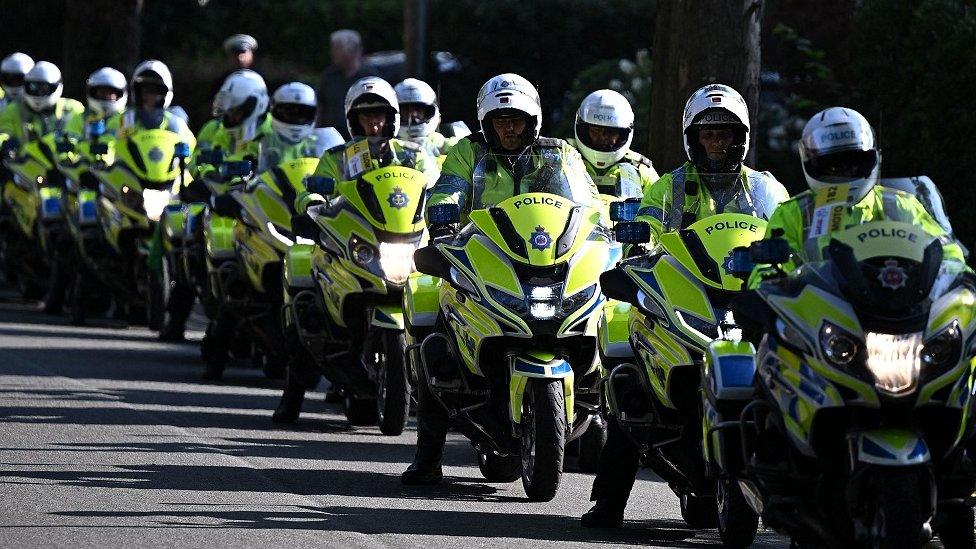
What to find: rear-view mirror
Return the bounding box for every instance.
[610,198,641,222]
[749,238,791,265]
[173,142,191,160]
[304,176,336,196]
[727,247,756,276]
[615,221,651,244]
[427,203,461,225]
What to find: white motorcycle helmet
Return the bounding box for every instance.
[394,78,441,139]
[215,69,268,139]
[476,73,541,153]
[23,61,63,113]
[344,76,399,138]
[682,84,750,172]
[86,67,127,117]
[574,89,634,168]
[0,52,34,101]
[800,107,880,203]
[131,59,174,109]
[270,82,317,144]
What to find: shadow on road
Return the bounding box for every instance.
[50,504,712,546]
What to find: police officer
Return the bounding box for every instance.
[581,84,788,528]
[401,73,599,485]
[568,89,657,199]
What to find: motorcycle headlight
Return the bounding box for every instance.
[142,188,172,222]
[526,284,562,320]
[864,331,923,395]
[920,323,961,369]
[560,284,597,316]
[486,286,528,316]
[820,322,860,366]
[378,242,416,285]
[350,237,377,267]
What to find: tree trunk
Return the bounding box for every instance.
[648,0,762,170]
[61,0,143,101]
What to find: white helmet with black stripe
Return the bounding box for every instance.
[1,52,34,101]
[800,107,880,203]
[394,78,440,139]
[86,67,127,117]
[344,76,399,138]
[476,73,541,154]
[271,82,317,143]
[574,89,634,168]
[682,84,750,172]
[132,59,174,109]
[23,61,63,113]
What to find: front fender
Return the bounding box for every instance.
[509,351,575,425]
[284,243,314,289]
[371,304,404,330]
[854,428,930,466]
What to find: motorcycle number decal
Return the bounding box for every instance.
[529,225,552,251]
[387,186,409,209]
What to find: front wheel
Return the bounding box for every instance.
[478,450,521,482]
[938,506,975,549]
[376,330,409,436]
[520,379,567,502]
[861,467,927,548]
[717,478,758,547]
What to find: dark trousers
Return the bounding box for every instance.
[590,414,642,505]
[413,378,450,464]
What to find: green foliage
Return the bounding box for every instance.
[551,50,652,150]
[851,0,976,242]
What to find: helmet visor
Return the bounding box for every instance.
[25,81,57,97]
[576,121,630,152]
[90,85,123,101]
[1,72,25,88]
[223,96,258,128]
[272,103,316,125]
[804,149,879,183]
[401,102,435,125]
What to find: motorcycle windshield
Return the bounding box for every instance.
[801,218,946,326]
[6,134,58,184]
[470,191,603,267]
[335,165,428,236]
[115,129,189,189]
[657,213,768,291]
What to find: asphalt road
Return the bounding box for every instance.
[0,295,797,548]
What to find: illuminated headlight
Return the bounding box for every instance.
[527,285,561,320]
[378,242,416,284]
[865,331,922,394]
[819,322,859,366]
[143,189,172,222]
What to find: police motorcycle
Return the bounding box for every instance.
[599,208,769,530]
[286,165,429,434]
[201,156,321,380]
[55,119,115,324]
[710,217,976,548]
[1,129,82,303]
[407,159,615,501]
[90,128,194,325]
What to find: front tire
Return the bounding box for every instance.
[717,478,758,547]
[478,450,521,482]
[862,467,926,548]
[376,330,409,436]
[520,379,567,502]
[680,492,717,529]
[938,506,975,549]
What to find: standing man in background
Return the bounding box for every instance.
[315,29,378,138]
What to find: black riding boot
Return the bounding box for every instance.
[159,282,195,342]
[402,378,449,485]
[273,353,319,423]
[581,415,642,528]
